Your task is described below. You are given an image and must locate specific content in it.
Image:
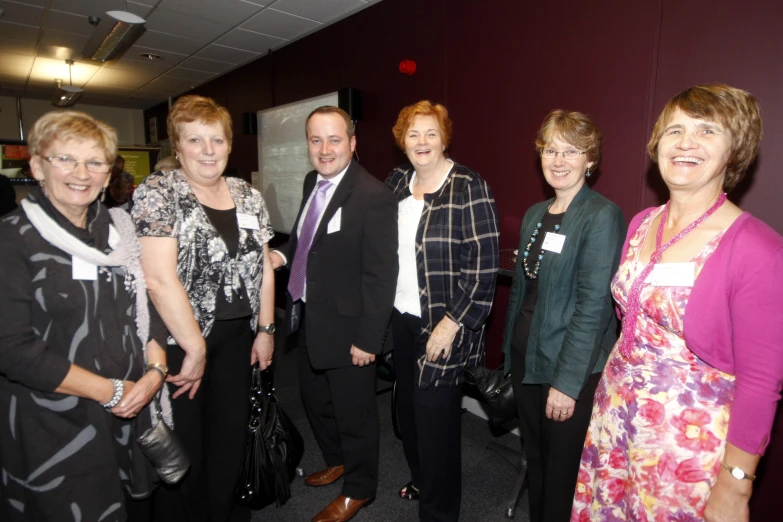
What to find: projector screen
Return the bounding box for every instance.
[256,92,338,233]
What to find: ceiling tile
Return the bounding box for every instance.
[165,67,217,82]
[241,8,321,40]
[135,30,205,55]
[0,2,44,26]
[176,56,235,75]
[0,52,35,80]
[48,0,153,19]
[215,28,284,53]
[143,9,232,43]
[138,75,196,95]
[157,0,266,26]
[88,66,156,90]
[0,21,40,44]
[108,56,171,76]
[37,29,89,60]
[45,10,92,37]
[271,0,367,23]
[194,44,260,64]
[29,56,100,86]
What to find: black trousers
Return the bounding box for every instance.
[153,318,254,522]
[391,309,463,522]
[510,348,600,522]
[298,306,380,500]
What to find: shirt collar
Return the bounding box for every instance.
[316,161,350,188]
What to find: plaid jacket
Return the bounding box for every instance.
[386,162,499,387]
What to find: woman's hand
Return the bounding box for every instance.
[168,346,206,399]
[251,332,274,370]
[546,387,576,421]
[111,372,164,418]
[704,472,752,522]
[425,316,461,362]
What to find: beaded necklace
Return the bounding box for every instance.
[521,213,563,280]
[618,192,728,357]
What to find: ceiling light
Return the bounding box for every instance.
[139,53,162,60]
[82,5,146,62]
[52,61,83,108]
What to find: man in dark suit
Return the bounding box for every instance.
[270,106,398,522]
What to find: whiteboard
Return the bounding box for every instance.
[256,92,338,233]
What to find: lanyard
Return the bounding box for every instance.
[619,192,728,357]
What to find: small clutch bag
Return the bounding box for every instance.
[137,397,190,485]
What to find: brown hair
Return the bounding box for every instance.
[28,110,117,162]
[167,95,233,151]
[647,83,762,192]
[392,100,453,151]
[535,110,602,167]
[306,106,355,138]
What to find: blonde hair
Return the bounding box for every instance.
[535,110,602,167]
[28,110,117,162]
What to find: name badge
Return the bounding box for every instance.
[648,262,695,287]
[327,208,341,234]
[541,232,566,254]
[72,256,98,280]
[237,213,260,230]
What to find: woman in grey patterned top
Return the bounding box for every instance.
[132,95,275,521]
[0,111,167,521]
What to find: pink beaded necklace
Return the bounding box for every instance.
[619,192,728,357]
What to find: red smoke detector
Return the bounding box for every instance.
[399,60,417,76]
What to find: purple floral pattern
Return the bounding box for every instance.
[572,206,735,521]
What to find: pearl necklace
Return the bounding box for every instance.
[522,219,561,280]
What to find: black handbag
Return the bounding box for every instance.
[464,366,517,425]
[234,365,304,509]
[136,396,190,485]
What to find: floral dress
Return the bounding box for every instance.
[572,207,735,522]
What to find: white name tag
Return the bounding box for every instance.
[327,208,341,234]
[237,213,260,230]
[648,262,695,287]
[72,256,98,280]
[541,232,566,254]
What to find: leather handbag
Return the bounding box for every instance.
[235,365,304,509]
[464,366,517,425]
[136,396,190,485]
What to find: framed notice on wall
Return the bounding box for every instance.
[149,117,158,143]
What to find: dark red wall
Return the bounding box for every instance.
[145,2,783,516]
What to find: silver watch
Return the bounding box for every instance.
[259,324,276,335]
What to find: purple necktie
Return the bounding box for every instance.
[288,180,332,302]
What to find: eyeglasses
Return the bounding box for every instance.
[44,155,111,174]
[540,149,586,160]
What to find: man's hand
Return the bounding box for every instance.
[425,316,460,362]
[351,345,375,366]
[251,331,274,370]
[269,251,285,270]
[168,346,206,399]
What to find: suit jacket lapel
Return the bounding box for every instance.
[311,162,358,246]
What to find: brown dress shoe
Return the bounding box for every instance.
[304,465,345,486]
[312,495,371,522]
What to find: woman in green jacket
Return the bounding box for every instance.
[501,110,625,522]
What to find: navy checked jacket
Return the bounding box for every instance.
[386,162,499,387]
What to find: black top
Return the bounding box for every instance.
[0,174,17,217]
[511,210,564,359]
[201,205,252,320]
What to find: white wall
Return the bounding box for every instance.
[0,96,145,146]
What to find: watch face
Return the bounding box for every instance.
[731,468,745,480]
[264,324,276,334]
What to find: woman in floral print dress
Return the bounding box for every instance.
[573,84,783,521]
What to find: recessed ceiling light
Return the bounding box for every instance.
[139,53,162,60]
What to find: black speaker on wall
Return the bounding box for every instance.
[242,112,258,135]
[338,87,363,121]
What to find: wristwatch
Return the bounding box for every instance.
[145,362,169,380]
[259,323,276,335]
[721,461,756,481]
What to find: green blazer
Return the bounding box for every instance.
[501,184,626,399]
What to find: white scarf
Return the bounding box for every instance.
[21,199,173,427]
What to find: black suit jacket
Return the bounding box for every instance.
[278,161,398,369]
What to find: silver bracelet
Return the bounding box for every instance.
[100,378,124,409]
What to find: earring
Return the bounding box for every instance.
[585,170,591,178]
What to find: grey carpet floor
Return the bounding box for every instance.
[249,331,530,522]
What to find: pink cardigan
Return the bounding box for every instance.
[621,209,783,455]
